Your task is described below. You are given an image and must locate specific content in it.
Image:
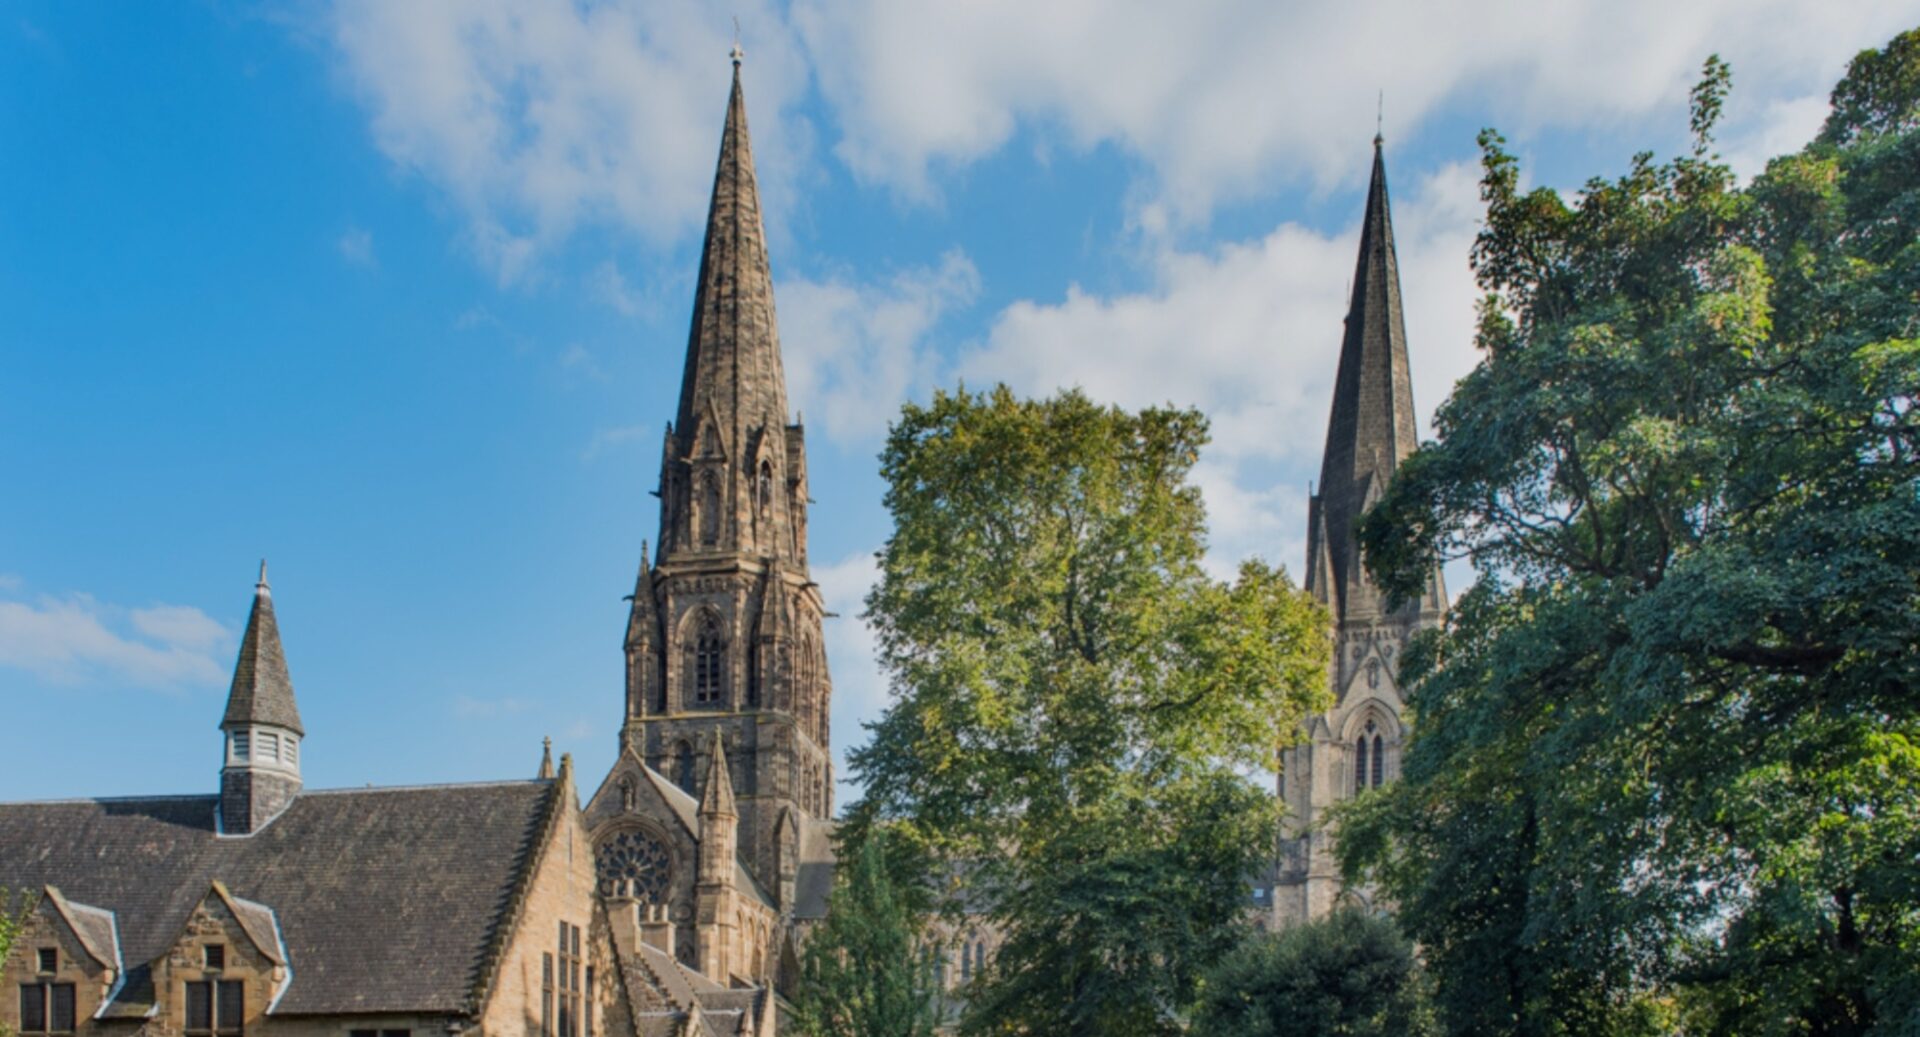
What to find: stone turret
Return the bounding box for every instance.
[695,732,739,980]
[219,562,304,835]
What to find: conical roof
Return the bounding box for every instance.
[1312,138,1427,620]
[699,731,736,818]
[674,56,788,461]
[221,562,304,735]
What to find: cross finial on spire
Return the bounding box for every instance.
[730,16,743,66]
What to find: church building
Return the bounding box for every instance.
[0,51,822,1037]
[1272,133,1448,926]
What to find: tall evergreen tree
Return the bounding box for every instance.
[1342,29,1920,1037]
[852,386,1330,1036]
[791,830,945,1037]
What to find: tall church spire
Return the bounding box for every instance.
[1308,137,1433,622]
[672,55,789,489]
[617,58,834,901]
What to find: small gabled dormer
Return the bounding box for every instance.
[2,886,120,1037]
[150,882,287,1037]
[219,563,305,836]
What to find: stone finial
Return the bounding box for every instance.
[537,737,554,780]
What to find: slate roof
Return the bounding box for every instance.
[221,571,304,734]
[792,819,838,920]
[0,779,558,1017]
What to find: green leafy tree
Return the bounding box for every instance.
[850,386,1331,1036]
[0,888,40,1037]
[1190,910,1437,1037]
[791,829,946,1037]
[1342,29,1920,1037]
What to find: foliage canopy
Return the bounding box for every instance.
[851,386,1330,1036]
[1343,28,1920,1037]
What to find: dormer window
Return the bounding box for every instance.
[204,945,225,971]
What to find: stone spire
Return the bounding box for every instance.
[222,561,304,735]
[1307,138,1438,622]
[669,55,789,520]
[220,562,305,835]
[699,731,737,822]
[618,57,835,905]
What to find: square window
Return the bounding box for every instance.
[350,1030,377,1037]
[205,945,225,971]
[36,949,55,974]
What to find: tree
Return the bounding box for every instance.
[0,888,40,1037]
[1342,30,1920,1037]
[850,386,1331,1036]
[1190,910,1437,1037]
[791,828,946,1037]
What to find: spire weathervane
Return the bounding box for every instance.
[731,16,743,66]
[1376,90,1384,145]
[256,558,270,595]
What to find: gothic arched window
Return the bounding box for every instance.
[692,612,726,707]
[1355,718,1386,791]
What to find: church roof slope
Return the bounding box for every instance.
[0,779,557,1017]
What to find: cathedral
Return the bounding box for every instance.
[1272,132,1447,926]
[0,51,823,1037]
[0,44,1439,1037]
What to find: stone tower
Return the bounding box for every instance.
[219,562,305,835]
[1274,136,1447,925]
[619,52,833,896]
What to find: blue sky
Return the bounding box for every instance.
[4,1,1915,805]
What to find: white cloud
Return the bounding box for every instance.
[1720,90,1831,180]
[559,342,605,379]
[328,0,813,282]
[796,0,1910,220]
[0,593,231,688]
[337,226,376,266]
[955,159,1485,572]
[778,250,980,444]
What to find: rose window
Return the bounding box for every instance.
[596,829,672,901]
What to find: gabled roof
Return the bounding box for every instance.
[204,880,285,965]
[40,886,120,971]
[221,565,303,735]
[0,778,562,1017]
